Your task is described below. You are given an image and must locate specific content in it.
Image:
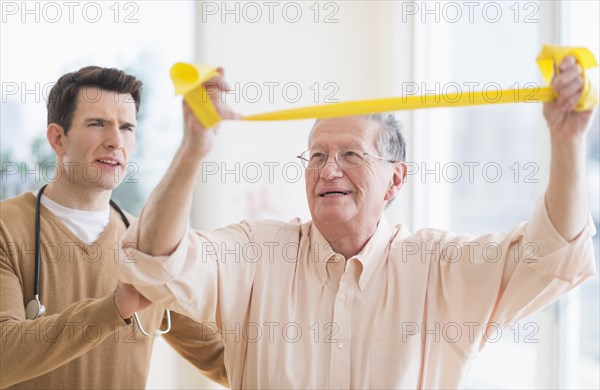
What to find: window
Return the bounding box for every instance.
[407,1,599,388]
[1,1,194,215]
[559,1,599,388]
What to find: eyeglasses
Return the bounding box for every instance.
[297,150,397,169]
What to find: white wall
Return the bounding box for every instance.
[190,1,413,230]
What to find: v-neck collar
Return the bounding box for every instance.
[25,192,123,249]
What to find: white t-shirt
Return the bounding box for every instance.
[32,191,110,243]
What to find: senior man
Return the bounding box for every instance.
[118,57,596,388]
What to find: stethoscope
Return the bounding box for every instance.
[26,184,171,337]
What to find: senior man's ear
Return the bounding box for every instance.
[384,162,407,201]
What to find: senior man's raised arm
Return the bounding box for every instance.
[139,72,240,257]
[113,70,241,320]
[544,56,596,241]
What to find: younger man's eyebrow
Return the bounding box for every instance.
[85,117,107,123]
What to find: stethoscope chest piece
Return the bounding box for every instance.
[25,296,45,320]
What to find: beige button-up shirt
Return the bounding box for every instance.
[119,197,596,389]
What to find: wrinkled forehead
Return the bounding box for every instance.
[74,87,137,118]
[308,117,381,150]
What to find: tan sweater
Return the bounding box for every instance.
[0,193,228,389]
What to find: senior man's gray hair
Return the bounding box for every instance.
[307,113,407,207]
[308,114,406,162]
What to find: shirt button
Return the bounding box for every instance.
[338,341,344,348]
[338,294,346,302]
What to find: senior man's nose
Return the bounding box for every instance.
[321,161,342,180]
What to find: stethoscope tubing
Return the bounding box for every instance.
[32,184,170,336]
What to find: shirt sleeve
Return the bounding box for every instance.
[489,196,596,324]
[118,214,258,325]
[161,311,229,388]
[419,195,596,353]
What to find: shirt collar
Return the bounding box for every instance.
[352,214,394,291]
[394,223,412,241]
[309,224,337,288]
[309,215,395,291]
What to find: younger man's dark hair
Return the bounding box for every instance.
[47,66,143,134]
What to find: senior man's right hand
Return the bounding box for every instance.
[181,68,242,161]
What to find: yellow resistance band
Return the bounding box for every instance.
[170,45,598,129]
